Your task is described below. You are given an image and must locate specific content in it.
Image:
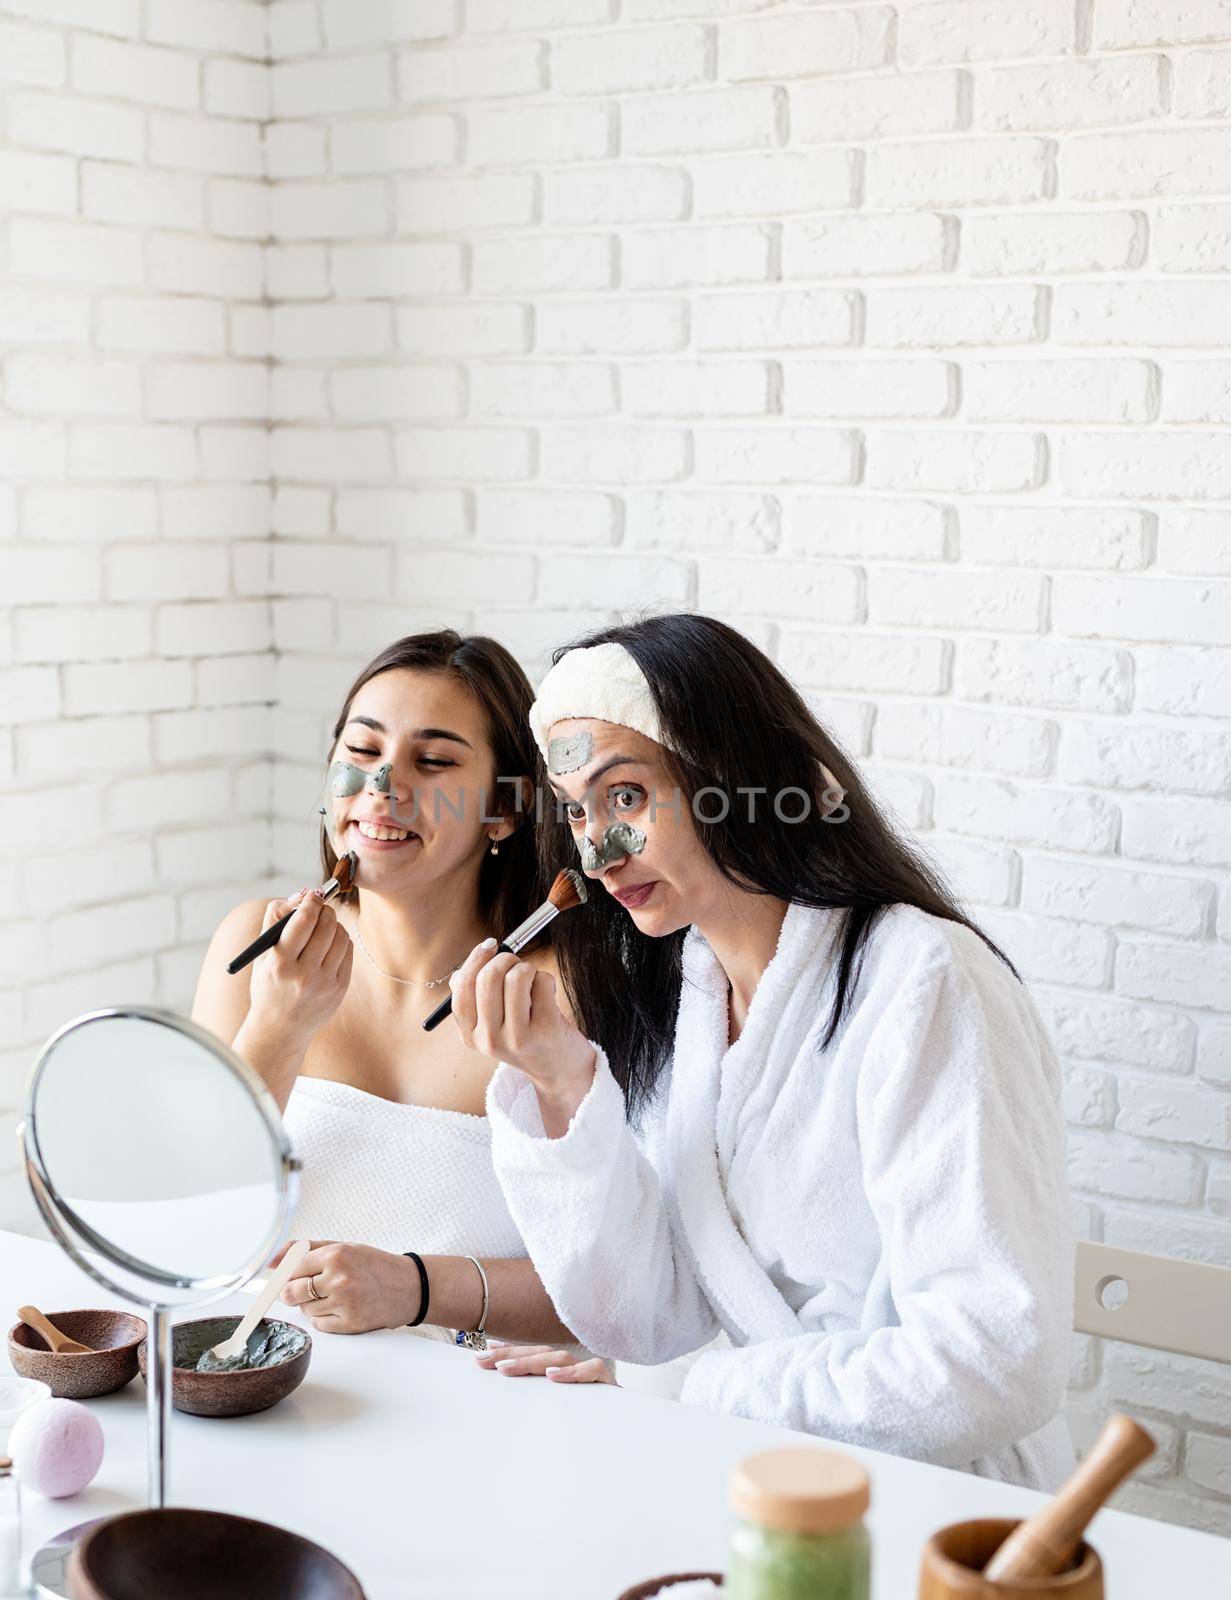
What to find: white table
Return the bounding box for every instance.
[3,1230,1227,1598]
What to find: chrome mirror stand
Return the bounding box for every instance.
[18,1005,300,1599]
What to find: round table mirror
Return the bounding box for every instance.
[19,1006,299,1598]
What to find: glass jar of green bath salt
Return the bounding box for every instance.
[726,1447,871,1600]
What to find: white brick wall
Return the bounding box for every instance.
[0,0,275,1234]
[4,0,1231,1537]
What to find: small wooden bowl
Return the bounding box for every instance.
[617,1574,724,1598]
[919,1520,1103,1600]
[68,1506,365,1599]
[138,1316,311,1419]
[8,1310,147,1400]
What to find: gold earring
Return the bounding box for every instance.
[489,838,500,856]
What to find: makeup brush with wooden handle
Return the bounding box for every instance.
[983,1413,1155,1581]
[422,867,588,1032]
[226,852,358,976]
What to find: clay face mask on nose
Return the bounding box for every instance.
[328,760,392,797]
[548,732,593,775]
[577,820,646,872]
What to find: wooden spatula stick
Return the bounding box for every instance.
[18,1305,92,1354]
[202,1239,310,1366]
[984,1413,1155,1581]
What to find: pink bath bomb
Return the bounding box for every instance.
[9,1397,104,1498]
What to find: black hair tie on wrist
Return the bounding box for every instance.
[403,1251,430,1327]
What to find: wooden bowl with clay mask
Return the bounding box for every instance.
[138,1316,311,1418]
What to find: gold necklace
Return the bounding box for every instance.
[353,919,462,989]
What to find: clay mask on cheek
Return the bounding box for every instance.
[548,732,593,775]
[577,819,646,871]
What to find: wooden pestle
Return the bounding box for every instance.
[984,1414,1155,1582]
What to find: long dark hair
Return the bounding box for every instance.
[543,613,1022,1118]
[321,630,542,940]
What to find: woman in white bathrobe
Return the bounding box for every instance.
[451,613,1077,1491]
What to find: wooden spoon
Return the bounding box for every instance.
[19,1306,93,1355]
[984,1413,1155,1581]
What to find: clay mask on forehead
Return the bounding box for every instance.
[328,760,392,798]
[577,819,646,872]
[547,731,593,776]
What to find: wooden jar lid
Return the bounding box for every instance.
[731,1448,870,1536]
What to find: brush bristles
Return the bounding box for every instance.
[335,851,358,892]
[547,867,587,912]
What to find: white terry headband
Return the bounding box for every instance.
[527,639,845,808]
[528,641,678,762]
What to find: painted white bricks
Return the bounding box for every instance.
[1063,128,1231,200]
[5,0,1231,1540]
[898,0,1078,66]
[962,359,1157,424]
[0,16,67,86]
[979,56,1167,132]
[785,213,953,278]
[144,0,266,58]
[11,219,145,288]
[396,172,535,233]
[545,163,688,224]
[82,162,204,229]
[0,150,78,215]
[623,85,779,155]
[10,91,146,162]
[6,355,142,418]
[468,104,610,167]
[867,283,1042,347]
[719,8,893,81]
[554,25,707,96]
[148,235,264,299]
[1094,1,1231,51]
[319,0,455,49]
[865,137,1052,208]
[791,68,965,141]
[399,39,544,102]
[1054,282,1231,347]
[696,288,857,349]
[538,296,688,353]
[330,114,457,173]
[473,232,615,293]
[271,179,387,239]
[272,53,392,117]
[961,210,1145,275]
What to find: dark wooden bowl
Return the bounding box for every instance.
[918,1520,1103,1599]
[68,1507,365,1600]
[617,1575,724,1599]
[8,1310,147,1400]
[137,1316,311,1418]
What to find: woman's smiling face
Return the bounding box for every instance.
[329,668,509,896]
[546,717,724,938]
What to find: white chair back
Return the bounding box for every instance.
[1075,1241,1231,1364]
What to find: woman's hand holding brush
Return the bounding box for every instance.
[451,941,596,1137]
[232,889,354,1109]
[248,889,354,1038]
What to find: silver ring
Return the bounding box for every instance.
[308,1274,324,1301]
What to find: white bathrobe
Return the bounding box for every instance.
[486,899,1077,1490]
